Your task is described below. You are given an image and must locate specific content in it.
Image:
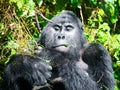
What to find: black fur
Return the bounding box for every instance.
[1,11,116,90]
[1,55,51,90]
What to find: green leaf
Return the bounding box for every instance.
[17,11,24,18]
[109,3,115,15]
[117,35,120,42]
[28,10,35,17]
[110,15,118,23]
[64,44,70,47]
[105,3,114,16]
[9,0,17,3]
[17,0,25,10]
[99,9,104,16]
[17,11,28,18]
[77,2,81,8]
[71,0,78,4]
[11,49,16,55]
[36,0,43,6]
[8,41,19,49]
[119,0,120,6]
[27,0,35,9]
[0,22,4,30]
[114,51,120,61]
[105,0,114,4]
[91,0,97,5]
[55,0,66,11]
[98,15,103,22]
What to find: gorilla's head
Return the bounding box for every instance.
[40,11,87,55]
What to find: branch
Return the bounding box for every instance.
[35,15,41,30]
[37,12,53,23]
[32,77,63,90]
[32,83,52,90]
[79,6,84,25]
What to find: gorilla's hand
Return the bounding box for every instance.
[5,54,52,87]
[33,59,52,85]
[34,46,43,56]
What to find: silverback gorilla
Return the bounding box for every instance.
[1,11,116,90]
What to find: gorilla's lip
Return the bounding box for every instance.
[52,44,69,48]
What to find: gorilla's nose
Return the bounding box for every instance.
[57,35,65,39]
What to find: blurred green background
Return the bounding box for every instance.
[0,0,120,89]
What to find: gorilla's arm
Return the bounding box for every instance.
[82,43,116,90]
[3,54,52,90]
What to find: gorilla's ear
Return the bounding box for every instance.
[40,31,46,47]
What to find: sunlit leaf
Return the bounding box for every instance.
[17,0,24,9]
[115,52,120,61]
[11,49,16,55]
[119,0,120,6]
[9,0,17,3]
[28,10,35,17]
[27,0,35,9]
[109,4,115,15]
[0,22,4,30]
[99,9,104,16]
[98,15,103,22]
[105,0,114,4]
[117,35,120,42]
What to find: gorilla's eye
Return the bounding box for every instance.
[53,25,61,31]
[66,25,74,31]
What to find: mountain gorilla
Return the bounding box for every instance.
[1,11,116,90]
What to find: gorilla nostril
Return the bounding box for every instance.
[62,36,65,39]
[58,36,61,39]
[58,35,65,39]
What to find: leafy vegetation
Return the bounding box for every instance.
[0,0,120,89]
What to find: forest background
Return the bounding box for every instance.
[0,0,120,89]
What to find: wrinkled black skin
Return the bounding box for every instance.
[1,11,116,90]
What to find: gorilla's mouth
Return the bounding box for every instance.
[52,44,69,48]
[52,44,70,52]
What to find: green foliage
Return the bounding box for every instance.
[85,7,120,89]
[89,0,118,23]
[9,0,36,18]
[86,17,120,62]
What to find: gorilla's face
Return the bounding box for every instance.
[41,11,85,54]
[48,22,80,52]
